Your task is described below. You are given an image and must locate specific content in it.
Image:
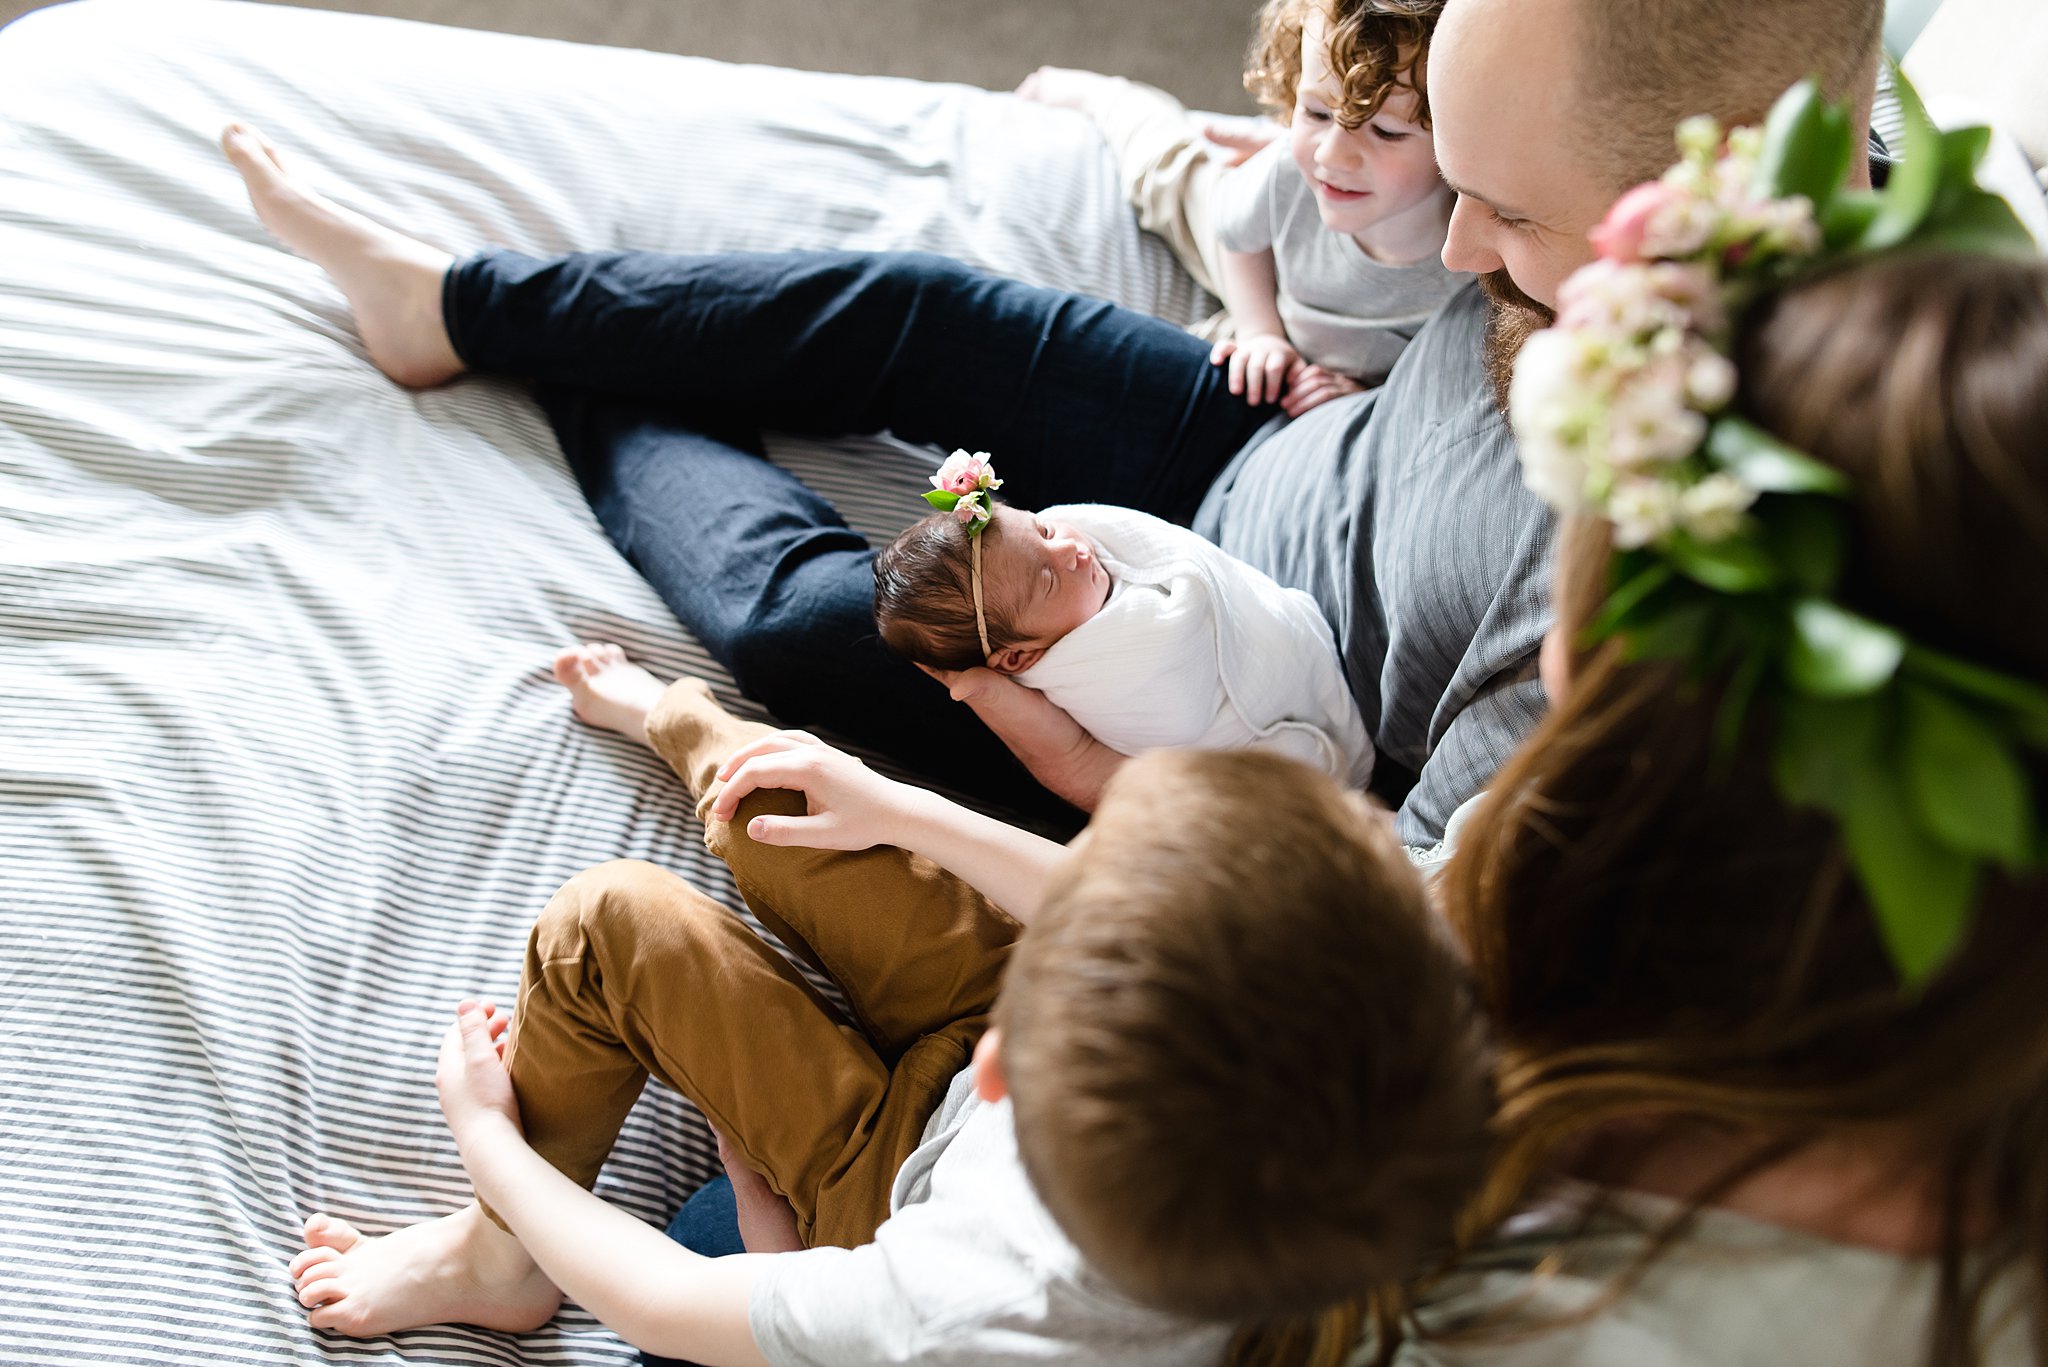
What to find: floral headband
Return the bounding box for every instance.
[922,450,1004,661]
[1509,76,2045,985]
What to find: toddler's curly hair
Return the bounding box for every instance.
[1244,0,1443,130]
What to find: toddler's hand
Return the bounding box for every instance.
[435,999,520,1148]
[1281,364,1365,418]
[709,731,920,851]
[1210,332,1303,407]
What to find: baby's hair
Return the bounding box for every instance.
[873,506,1020,670]
[998,748,1493,1321]
[1245,0,1444,130]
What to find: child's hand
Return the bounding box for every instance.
[709,731,921,851]
[1202,123,1279,168]
[1210,331,1303,407]
[713,1128,804,1254]
[435,999,520,1149]
[1281,364,1366,418]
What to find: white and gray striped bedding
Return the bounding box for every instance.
[0,2,1208,1360]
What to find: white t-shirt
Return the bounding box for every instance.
[748,1070,1232,1367]
[1213,141,1468,384]
[1015,504,1375,787]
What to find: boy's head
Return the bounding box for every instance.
[1246,0,1449,241]
[985,748,1492,1320]
[873,502,1110,674]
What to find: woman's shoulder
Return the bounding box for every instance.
[1368,1184,2032,1367]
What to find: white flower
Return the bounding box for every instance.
[1642,194,1719,258]
[1518,428,1592,511]
[1684,348,1738,410]
[1678,472,1759,542]
[1605,377,1707,468]
[1607,477,1683,548]
[1675,115,1723,163]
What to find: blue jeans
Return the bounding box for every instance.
[444,249,1275,812]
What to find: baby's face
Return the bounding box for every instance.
[989,508,1111,649]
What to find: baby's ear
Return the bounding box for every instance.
[987,644,1046,675]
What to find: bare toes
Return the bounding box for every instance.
[288,1244,340,1278]
[303,1213,362,1252]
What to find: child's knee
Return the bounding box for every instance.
[533,859,699,952]
[702,787,808,867]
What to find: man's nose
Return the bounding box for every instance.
[1442,195,1504,274]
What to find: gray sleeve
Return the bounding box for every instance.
[1211,139,1285,254]
[1395,671,1547,846]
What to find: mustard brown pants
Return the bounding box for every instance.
[488,679,1022,1250]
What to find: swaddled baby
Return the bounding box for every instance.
[874,454,1374,785]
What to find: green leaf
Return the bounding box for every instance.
[1904,643,2048,739]
[1901,684,2035,863]
[1820,193,1882,251]
[1785,600,1905,698]
[1619,601,1715,662]
[1861,65,1941,250]
[922,490,960,511]
[1754,496,1846,597]
[1911,188,2040,258]
[1586,559,1677,641]
[1840,764,1978,985]
[1773,693,1883,807]
[1668,532,1779,594]
[1937,124,1991,181]
[1753,78,1852,209]
[1704,417,1852,496]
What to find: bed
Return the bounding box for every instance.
[0,2,1211,1360]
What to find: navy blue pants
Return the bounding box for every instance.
[445,249,1275,812]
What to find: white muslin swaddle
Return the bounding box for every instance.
[1014,504,1375,786]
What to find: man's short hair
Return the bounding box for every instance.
[995,748,1492,1321]
[1573,0,1884,189]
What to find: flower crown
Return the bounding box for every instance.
[921,451,1004,661]
[1509,76,2045,985]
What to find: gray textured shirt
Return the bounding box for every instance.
[1196,282,1554,845]
[749,1071,1231,1367]
[1212,141,1470,384]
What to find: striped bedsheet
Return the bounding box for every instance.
[0,2,1208,1361]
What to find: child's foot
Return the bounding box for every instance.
[220,122,464,388]
[287,1205,560,1336]
[1014,66,1129,114]
[553,643,668,747]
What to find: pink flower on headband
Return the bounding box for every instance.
[1589,181,1681,263]
[954,499,985,525]
[933,452,990,496]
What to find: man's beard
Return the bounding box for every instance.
[1478,270,1556,417]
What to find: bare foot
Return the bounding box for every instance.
[288,1205,560,1336]
[552,643,669,747]
[1014,65,1128,113]
[220,122,464,387]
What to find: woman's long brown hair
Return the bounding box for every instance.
[1235,253,2048,1367]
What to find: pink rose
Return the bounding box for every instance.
[1589,181,1684,263]
[931,452,986,495]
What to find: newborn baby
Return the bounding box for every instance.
[874,457,1373,785]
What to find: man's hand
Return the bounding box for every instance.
[1210,331,1303,407]
[436,1000,520,1152]
[918,664,1122,811]
[1202,122,1279,168]
[708,731,927,850]
[1281,364,1366,418]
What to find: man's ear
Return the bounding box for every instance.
[971,1027,1007,1102]
[986,645,1046,675]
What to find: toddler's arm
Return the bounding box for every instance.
[438,1005,774,1367]
[708,731,1069,924]
[1209,247,1303,406]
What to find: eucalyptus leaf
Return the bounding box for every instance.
[1901,683,2034,863]
[1840,764,1978,985]
[1704,417,1852,495]
[1773,693,1883,807]
[923,490,960,511]
[1753,78,1851,207]
[1755,496,1846,596]
[1911,188,2039,258]
[1786,599,1905,697]
[1861,66,1941,250]
[1668,532,1779,594]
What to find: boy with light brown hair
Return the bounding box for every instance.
[286,642,1492,1365]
